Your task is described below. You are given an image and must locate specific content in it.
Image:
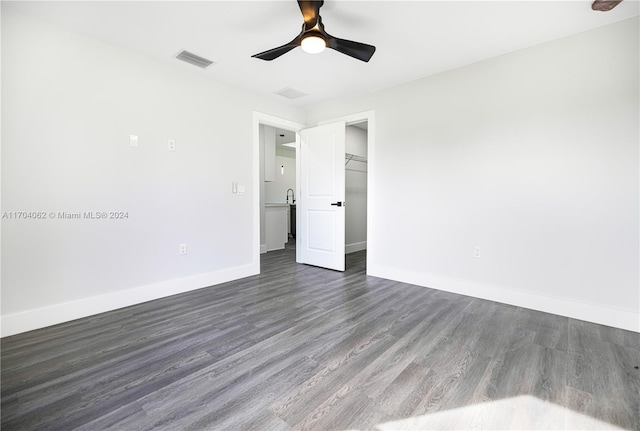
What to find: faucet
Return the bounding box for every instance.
[286,188,295,204]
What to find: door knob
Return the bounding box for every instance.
[330,202,343,207]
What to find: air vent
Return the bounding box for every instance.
[175,50,214,69]
[275,87,308,99]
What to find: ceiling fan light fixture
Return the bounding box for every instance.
[301,35,326,54]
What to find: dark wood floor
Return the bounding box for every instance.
[2,246,639,430]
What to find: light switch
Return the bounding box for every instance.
[237,185,246,195]
[129,134,139,147]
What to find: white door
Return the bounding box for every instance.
[297,122,346,271]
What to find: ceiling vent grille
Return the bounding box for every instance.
[176,50,214,69]
[275,87,308,99]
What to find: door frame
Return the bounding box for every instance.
[317,110,375,275]
[252,112,306,272]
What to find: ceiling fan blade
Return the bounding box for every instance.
[252,27,304,61]
[591,0,623,11]
[327,36,376,62]
[252,41,298,61]
[298,0,323,28]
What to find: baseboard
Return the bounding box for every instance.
[260,243,267,254]
[1,263,259,337]
[6,262,636,337]
[346,241,367,254]
[368,264,640,333]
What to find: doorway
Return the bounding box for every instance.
[315,110,374,273]
[252,112,305,270]
[263,126,297,251]
[344,121,368,256]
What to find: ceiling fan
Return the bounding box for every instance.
[251,0,376,63]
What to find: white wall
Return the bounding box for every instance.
[262,125,276,182]
[1,9,303,336]
[265,155,296,204]
[307,17,640,331]
[345,126,367,253]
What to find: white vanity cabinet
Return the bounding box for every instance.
[265,203,288,251]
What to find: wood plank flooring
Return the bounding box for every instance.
[2,245,639,430]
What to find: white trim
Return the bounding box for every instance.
[260,243,267,254]
[318,111,375,128]
[369,264,640,333]
[295,130,302,263]
[346,241,367,254]
[1,263,258,337]
[252,112,305,272]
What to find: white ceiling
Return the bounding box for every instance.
[5,1,639,108]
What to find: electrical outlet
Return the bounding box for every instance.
[179,243,187,255]
[473,246,481,258]
[168,139,176,151]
